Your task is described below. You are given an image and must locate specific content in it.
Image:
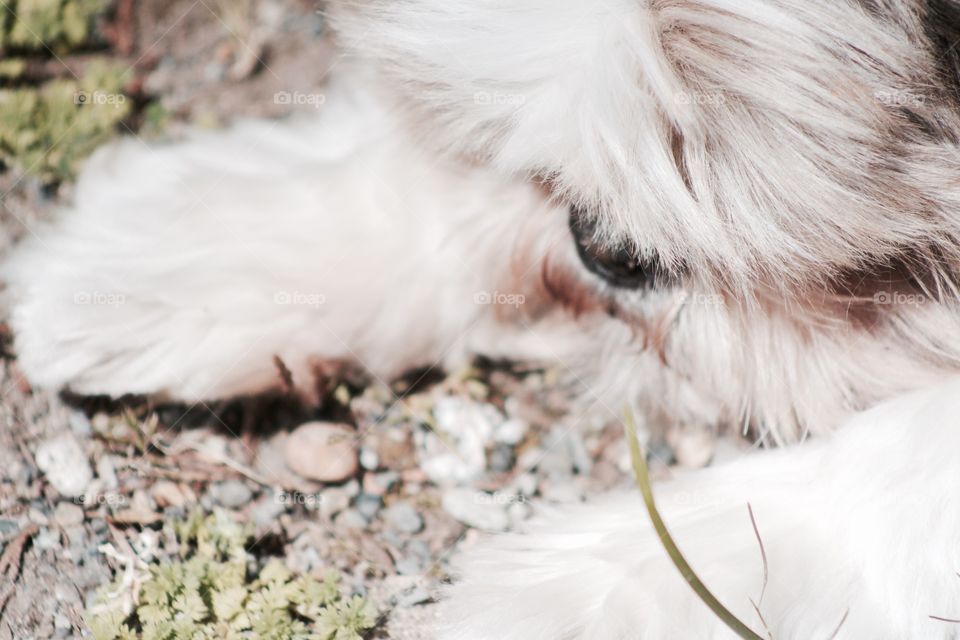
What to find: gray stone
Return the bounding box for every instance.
[488,444,515,472]
[252,493,287,527]
[354,494,382,520]
[394,556,424,575]
[53,502,84,527]
[363,470,399,496]
[383,502,423,534]
[541,480,583,504]
[441,488,509,532]
[36,433,93,498]
[285,422,358,483]
[319,488,351,519]
[494,418,528,446]
[211,480,253,508]
[335,508,368,530]
[359,447,380,470]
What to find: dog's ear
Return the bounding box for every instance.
[330,0,960,297]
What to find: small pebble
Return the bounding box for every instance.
[335,508,368,530]
[406,539,430,560]
[53,502,84,527]
[541,480,583,504]
[68,412,91,437]
[152,481,192,509]
[211,480,253,508]
[537,450,574,477]
[354,494,382,520]
[494,418,528,446]
[394,556,424,576]
[34,527,59,550]
[383,501,423,534]
[363,470,399,496]
[252,493,287,527]
[512,473,538,497]
[96,456,119,489]
[488,444,515,473]
[0,519,18,535]
[285,422,359,483]
[319,488,351,519]
[36,433,93,498]
[442,488,509,532]
[359,447,379,471]
[669,425,716,469]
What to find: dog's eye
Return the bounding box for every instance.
[569,205,666,289]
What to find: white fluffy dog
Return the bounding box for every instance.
[7,0,960,637]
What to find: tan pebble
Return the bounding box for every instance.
[668,425,716,469]
[285,422,358,483]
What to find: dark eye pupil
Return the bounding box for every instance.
[569,206,666,289]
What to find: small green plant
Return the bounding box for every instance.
[86,510,378,640]
[0,0,133,182]
[0,0,107,51]
[0,59,130,182]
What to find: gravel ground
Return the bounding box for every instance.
[0,2,745,638]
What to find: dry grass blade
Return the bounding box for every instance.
[748,503,768,607]
[624,409,765,640]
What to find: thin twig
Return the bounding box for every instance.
[0,523,40,616]
[929,615,960,624]
[827,608,851,639]
[749,598,775,640]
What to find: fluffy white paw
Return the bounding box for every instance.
[438,387,960,640]
[437,489,775,640]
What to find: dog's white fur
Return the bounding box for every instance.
[6,0,960,637]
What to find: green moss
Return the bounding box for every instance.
[2,0,107,51]
[0,0,137,182]
[86,510,378,640]
[0,59,129,181]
